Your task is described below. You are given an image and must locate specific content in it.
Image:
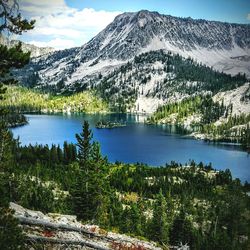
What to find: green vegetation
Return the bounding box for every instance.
[148,95,230,125]
[1,3,249,248]
[0,0,35,249]
[98,50,246,112]
[201,114,250,147]
[134,50,246,93]
[0,119,249,249]
[148,95,250,150]
[96,120,126,129]
[3,113,27,128]
[1,85,108,114]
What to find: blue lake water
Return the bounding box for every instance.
[11,114,250,182]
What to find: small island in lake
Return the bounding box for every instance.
[96,120,126,129]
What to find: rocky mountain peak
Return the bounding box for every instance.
[14,10,250,93]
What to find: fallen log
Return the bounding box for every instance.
[16,215,94,235]
[25,234,111,250]
[16,215,154,248]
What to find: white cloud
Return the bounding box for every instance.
[19,0,121,49]
[20,0,70,16]
[31,27,83,38]
[247,13,250,20]
[28,38,76,50]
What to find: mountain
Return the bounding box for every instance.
[14,10,250,112]
[96,50,247,112]
[0,35,54,58]
[78,10,250,65]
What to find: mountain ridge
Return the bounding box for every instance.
[13,10,250,113]
[0,34,55,58]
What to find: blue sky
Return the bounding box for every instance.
[18,0,250,50]
[66,0,250,24]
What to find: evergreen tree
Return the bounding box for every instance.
[149,189,169,244]
[170,208,194,247]
[0,207,25,250]
[71,121,108,222]
[129,204,143,235]
[75,120,92,166]
[0,1,35,249]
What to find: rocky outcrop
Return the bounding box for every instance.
[10,202,162,250]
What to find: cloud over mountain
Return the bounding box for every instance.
[19,0,121,49]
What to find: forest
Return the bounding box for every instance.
[147,95,229,124]
[97,50,247,112]
[1,120,250,249]
[1,85,108,115]
[148,95,250,149]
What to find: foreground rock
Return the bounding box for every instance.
[10,203,162,250]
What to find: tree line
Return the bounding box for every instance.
[1,120,249,249]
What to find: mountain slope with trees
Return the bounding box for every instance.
[147,94,250,149]
[97,50,247,113]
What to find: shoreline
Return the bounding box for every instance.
[145,120,250,151]
[13,112,249,151]
[8,121,28,128]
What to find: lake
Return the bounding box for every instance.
[11,113,250,182]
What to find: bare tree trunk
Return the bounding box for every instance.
[25,234,111,250]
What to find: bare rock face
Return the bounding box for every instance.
[10,202,162,250]
[213,82,250,115]
[15,10,250,90]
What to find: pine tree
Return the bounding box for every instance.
[149,189,169,244]
[71,121,108,222]
[129,204,143,235]
[57,144,63,163]
[75,120,92,166]
[50,144,59,164]
[0,207,25,250]
[91,141,102,162]
[0,1,35,249]
[170,208,194,246]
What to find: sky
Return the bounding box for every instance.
[16,0,250,50]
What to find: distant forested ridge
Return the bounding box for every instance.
[1,85,108,114]
[148,94,250,149]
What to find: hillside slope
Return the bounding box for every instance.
[96,50,247,113]
[1,86,108,113]
[213,82,250,115]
